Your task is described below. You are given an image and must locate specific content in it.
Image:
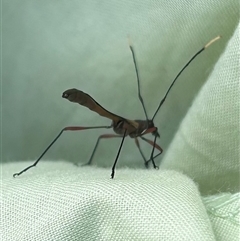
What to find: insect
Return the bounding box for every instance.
[13,36,220,179]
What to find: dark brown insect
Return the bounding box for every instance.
[13,36,220,179]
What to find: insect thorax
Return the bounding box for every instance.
[112,119,155,138]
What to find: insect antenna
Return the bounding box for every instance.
[152,35,221,121]
[129,40,149,121]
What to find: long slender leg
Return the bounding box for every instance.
[111,129,127,179]
[147,151,162,163]
[140,126,162,168]
[140,135,163,169]
[81,134,122,166]
[140,136,163,153]
[13,125,111,178]
[149,134,159,169]
[134,138,148,168]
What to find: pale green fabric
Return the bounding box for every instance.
[2,0,240,240]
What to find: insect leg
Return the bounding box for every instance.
[140,135,163,169]
[111,129,127,179]
[13,125,111,178]
[146,151,162,163]
[134,138,148,168]
[81,134,122,166]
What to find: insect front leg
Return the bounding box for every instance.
[134,138,148,168]
[140,127,163,169]
[81,134,122,166]
[140,136,163,169]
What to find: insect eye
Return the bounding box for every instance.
[62,93,69,98]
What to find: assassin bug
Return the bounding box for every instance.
[13,36,220,179]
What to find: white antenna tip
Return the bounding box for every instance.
[128,35,132,47]
[205,35,221,49]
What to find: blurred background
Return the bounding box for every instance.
[2,0,239,168]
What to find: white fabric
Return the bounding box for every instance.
[3,163,216,240]
[2,0,239,240]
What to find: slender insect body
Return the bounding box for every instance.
[112,119,155,138]
[13,36,221,179]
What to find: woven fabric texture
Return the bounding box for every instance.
[2,0,239,240]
